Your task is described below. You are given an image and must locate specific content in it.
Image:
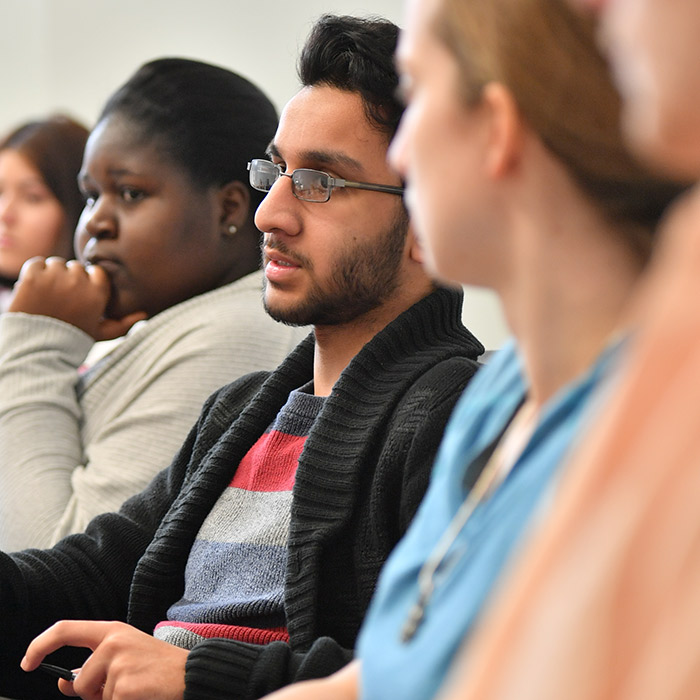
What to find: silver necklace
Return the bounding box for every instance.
[400,402,536,643]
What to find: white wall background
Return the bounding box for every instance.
[0,0,508,349]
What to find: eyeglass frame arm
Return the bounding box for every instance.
[330,177,404,196]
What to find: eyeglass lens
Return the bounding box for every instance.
[291,170,330,202]
[249,160,278,191]
[249,160,330,202]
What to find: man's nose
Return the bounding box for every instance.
[254,174,303,238]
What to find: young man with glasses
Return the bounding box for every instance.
[2,14,484,700]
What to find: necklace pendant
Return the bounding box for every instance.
[400,601,425,643]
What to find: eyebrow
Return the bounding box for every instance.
[107,167,143,178]
[266,142,365,175]
[78,167,143,183]
[9,176,49,189]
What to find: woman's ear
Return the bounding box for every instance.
[481,82,525,179]
[219,181,251,234]
[407,224,425,264]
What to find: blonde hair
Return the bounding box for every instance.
[434,0,686,230]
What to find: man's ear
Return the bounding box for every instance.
[219,181,251,232]
[481,82,525,179]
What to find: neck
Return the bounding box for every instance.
[311,281,434,396]
[498,178,646,407]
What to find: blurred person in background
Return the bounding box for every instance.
[430,1,700,700]
[0,115,88,312]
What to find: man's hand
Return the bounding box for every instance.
[8,257,146,340]
[21,620,187,700]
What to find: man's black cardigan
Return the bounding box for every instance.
[0,287,483,700]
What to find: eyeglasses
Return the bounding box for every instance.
[248,158,404,203]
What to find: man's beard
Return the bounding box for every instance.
[263,208,409,327]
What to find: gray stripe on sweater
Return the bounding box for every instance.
[195,488,293,547]
[154,626,202,650]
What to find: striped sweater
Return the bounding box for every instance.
[156,386,324,648]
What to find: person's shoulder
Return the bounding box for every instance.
[210,369,270,402]
[425,353,483,381]
[199,370,272,423]
[397,355,482,410]
[394,286,485,360]
[130,274,305,357]
[443,339,522,421]
[465,340,520,390]
[141,273,264,330]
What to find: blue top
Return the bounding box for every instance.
[357,338,621,700]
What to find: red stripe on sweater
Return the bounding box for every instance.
[230,430,305,492]
[154,620,289,645]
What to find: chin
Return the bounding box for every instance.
[262,296,304,327]
[622,102,697,179]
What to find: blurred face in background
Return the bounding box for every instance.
[578,0,700,178]
[0,149,71,280]
[389,0,505,289]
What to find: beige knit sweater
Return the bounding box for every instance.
[0,270,307,550]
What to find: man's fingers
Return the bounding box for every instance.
[57,678,81,697]
[21,620,110,670]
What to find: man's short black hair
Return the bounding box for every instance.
[298,14,404,142]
